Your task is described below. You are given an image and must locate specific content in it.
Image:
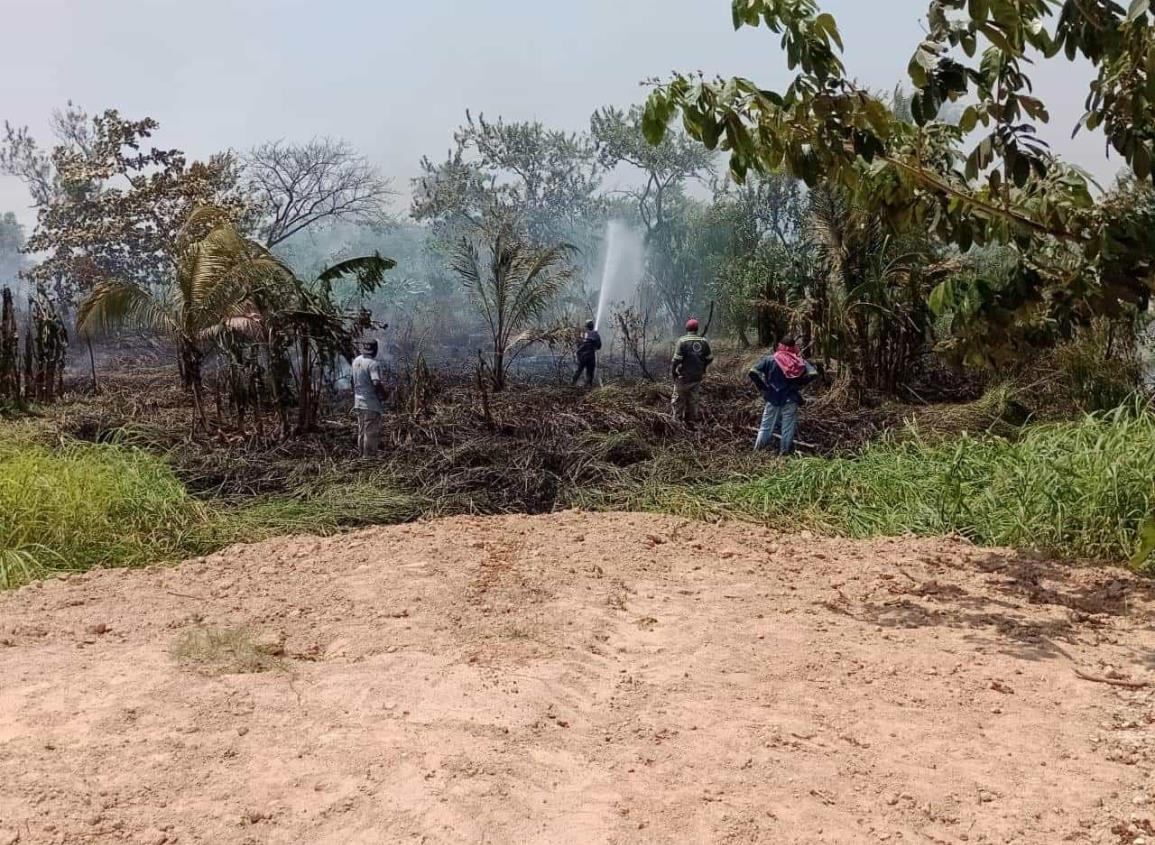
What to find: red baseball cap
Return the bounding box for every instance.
[685,318,700,332]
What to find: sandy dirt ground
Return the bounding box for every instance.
[2,512,1155,845]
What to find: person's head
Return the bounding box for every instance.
[685,318,700,334]
[780,333,798,349]
[585,320,596,331]
[360,339,379,358]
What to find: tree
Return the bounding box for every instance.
[807,187,944,394]
[643,0,1155,364]
[0,213,25,287]
[3,107,246,306]
[248,251,396,434]
[1,102,92,208]
[591,105,715,235]
[244,138,394,248]
[450,226,572,391]
[709,172,809,345]
[77,207,289,425]
[414,112,603,244]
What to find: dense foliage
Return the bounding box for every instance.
[644,0,1155,365]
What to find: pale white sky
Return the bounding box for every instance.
[0,0,1121,227]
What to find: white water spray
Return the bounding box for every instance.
[593,220,645,331]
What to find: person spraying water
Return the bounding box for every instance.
[572,319,602,388]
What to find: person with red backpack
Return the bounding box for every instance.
[748,334,817,455]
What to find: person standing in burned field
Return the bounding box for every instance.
[573,319,602,388]
[351,339,388,459]
[670,318,713,426]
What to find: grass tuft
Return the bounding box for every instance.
[0,434,418,589]
[0,436,215,585]
[171,627,283,675]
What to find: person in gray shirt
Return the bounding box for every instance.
[351,339,388,458]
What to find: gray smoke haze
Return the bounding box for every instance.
[0,0,1123,225]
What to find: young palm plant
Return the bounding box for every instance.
[451,226,572,391]
[78,206,293,428]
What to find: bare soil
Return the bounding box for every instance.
[2,512,1154,845]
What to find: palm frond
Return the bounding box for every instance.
[77,280,174,336]
[317,253,397,297]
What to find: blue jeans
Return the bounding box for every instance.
[755,401,799,455]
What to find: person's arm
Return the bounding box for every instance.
[749,357,769,392]
[592,332,602,351]
[671,340,684,380]
[371,361,388,403]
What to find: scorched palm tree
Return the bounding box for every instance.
[451,226,572,391]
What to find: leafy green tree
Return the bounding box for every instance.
[591,105,715,235]
[709,172,809,345]
[807,187,945,393]
[77,207,289,423]
[414,111,603,244]
[79,206,393,433]
[644,0,1155,364]
[3,107,246,306]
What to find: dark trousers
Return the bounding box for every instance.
[573,357,596,386]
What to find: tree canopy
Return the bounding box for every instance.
[3,108,246,304]
[245,138,394,248]
[643,0,1155,364]
[413,111,603,243]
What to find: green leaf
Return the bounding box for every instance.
[959,106,979,134]
[908,44,936,88]
[816,13,844,51]
[700,114,723,149]
[929,280,954,315]
[642,92,674,145]
[863,97,893,137]
[979,22,1015,55]
[1134,142,1152,180]
[1131,516,1155,571]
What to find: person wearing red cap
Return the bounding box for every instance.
[670,318,713,425]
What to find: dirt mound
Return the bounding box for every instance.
[2,513,1154,844]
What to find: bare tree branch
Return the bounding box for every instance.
[244,138,395,248]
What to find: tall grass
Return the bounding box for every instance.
[0,435,419,589]
[0,437,215,588]
[635,405,1155,566]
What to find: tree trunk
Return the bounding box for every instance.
[180,342,208,431]
[491,340,506,392]
[297,331,312,432]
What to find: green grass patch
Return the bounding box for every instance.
[0,433,419,589]
[0,435,216,588]
[629,404,1155,567]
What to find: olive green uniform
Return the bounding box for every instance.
[670,333,713,423]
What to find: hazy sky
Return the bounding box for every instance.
[0,0,1120,227]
